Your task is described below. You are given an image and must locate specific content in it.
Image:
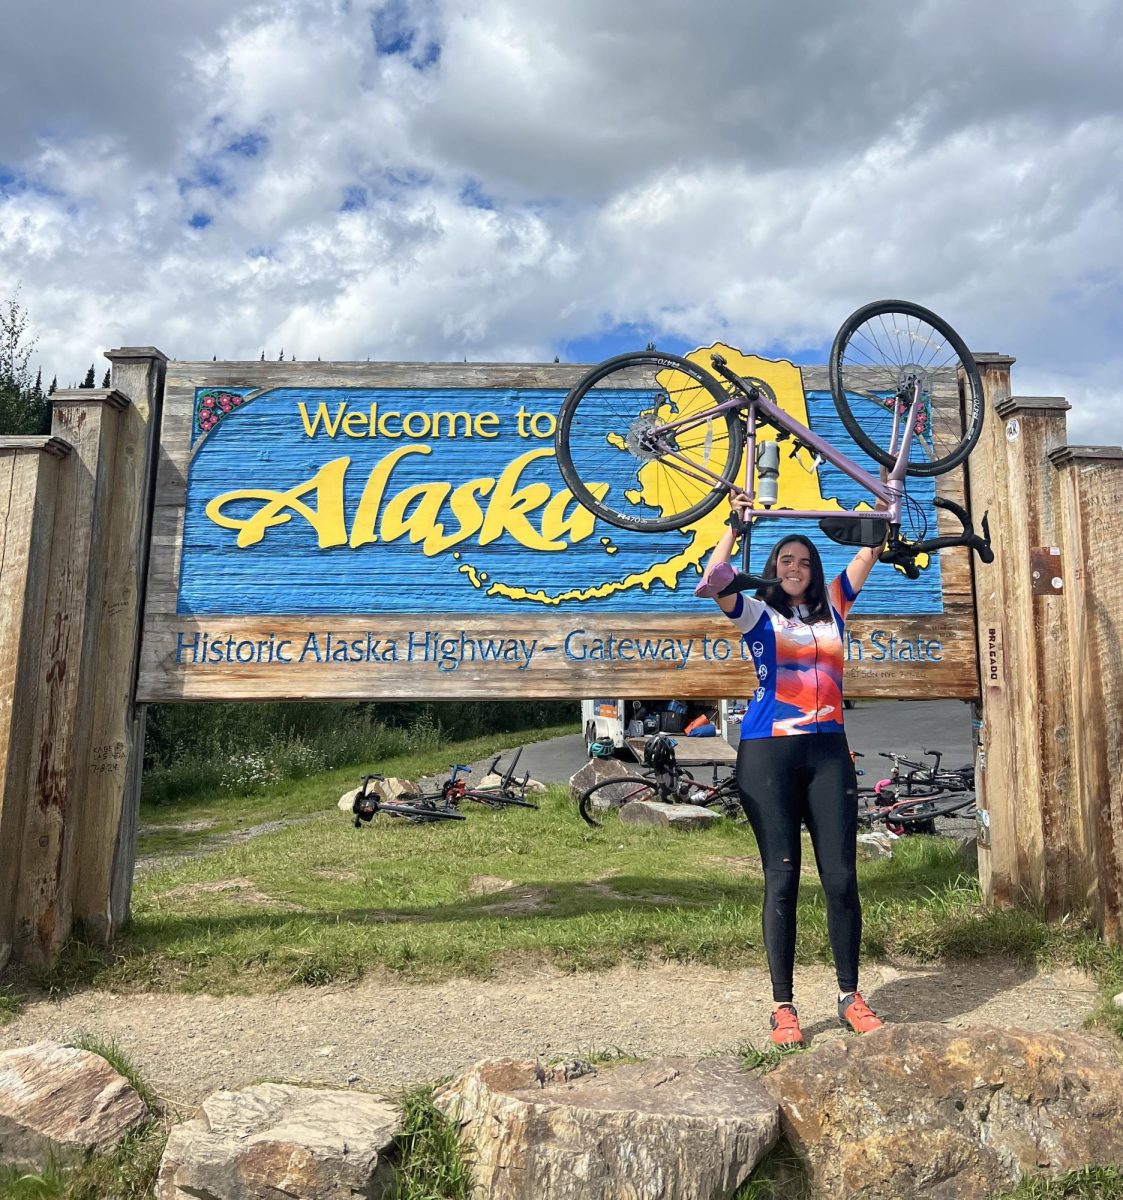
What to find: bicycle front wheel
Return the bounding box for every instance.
[829,300,984,477]
[555,352,744,532]
[578,775,659,828]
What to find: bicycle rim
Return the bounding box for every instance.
[578,776,658,828]
[829,300,984,477]
[555,352,744,532]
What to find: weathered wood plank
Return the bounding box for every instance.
[72,350,167,942]
[14,398,121,966]
[1051,447,1123,942]
[0,449,61,963]
[968,357,1019,904]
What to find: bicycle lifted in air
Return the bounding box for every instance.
[553,300,994,590]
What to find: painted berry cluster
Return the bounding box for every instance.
[197,390,248,434]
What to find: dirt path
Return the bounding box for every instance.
[0,959,1101,1113]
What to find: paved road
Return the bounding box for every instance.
[455,699,975,787]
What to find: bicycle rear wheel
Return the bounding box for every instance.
[891,792,976,822]
[555,351,744,532]
[465,789,539,810]
[382,799,465,822]
[578,775,659,828]
[829,300,984,477]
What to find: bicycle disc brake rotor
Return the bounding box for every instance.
[625,410,674,461]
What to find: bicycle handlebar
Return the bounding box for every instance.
[882,497,993,576]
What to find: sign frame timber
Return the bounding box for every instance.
[137,354,980,702]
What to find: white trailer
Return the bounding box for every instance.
[580,695,740,762]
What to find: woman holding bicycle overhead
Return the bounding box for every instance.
[695,491,885,1048]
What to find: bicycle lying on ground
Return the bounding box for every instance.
[857,787,977,836]
[857,748,976,834]
[440,748,539,811]
[554,300,993,589]
[351,774,465,826]
[579,735,741,828]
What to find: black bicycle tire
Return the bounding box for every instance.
[578,775,660,828]
[890,792,977,823]
[555,351,744,533]
[829,300,984,477]
[381,800,465,822]
[465,790,539,810]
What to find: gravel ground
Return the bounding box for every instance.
[0,959,1102,1112]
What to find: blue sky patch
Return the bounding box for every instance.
[224,131,269,159]
[189,211,213,229]
[340,185,368,212]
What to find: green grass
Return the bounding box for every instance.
[992,1167,1123,1198]
[0,984,27,1026]
[135,723,577,859]
[66,1034,161,1113]
[392,1086,473,1200]
[9,729,1118,1032]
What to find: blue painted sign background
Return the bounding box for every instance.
[178,383,943,617]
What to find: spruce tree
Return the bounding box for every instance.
[80,364,96,388]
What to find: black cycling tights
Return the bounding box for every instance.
[736,732,860,1003]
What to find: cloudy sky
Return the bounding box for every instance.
[2,0,1121,444]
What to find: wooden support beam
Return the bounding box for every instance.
[967,355,1018,906]
[13,393,123,966]
[1050,444,1123,942]
[71,349,166,942]
[0,441,71,970]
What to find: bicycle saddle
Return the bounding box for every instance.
[818,515,889,548]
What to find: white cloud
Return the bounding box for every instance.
[0,0,1121,444]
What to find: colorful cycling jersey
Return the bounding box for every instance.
[725,574,858,740]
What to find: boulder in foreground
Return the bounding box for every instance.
[434,1055,779,1200]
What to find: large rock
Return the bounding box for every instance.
[433,1055,779,1200]
[156,1082,401,1200]
[619,800,721,830]
[478,771,547,794]
[764,1023,1123,1199]
[0,1041,150,1169]
[568,755,632,803]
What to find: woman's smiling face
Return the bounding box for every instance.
[776,541,813,606]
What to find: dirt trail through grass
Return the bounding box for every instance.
[0,958,1101,1112]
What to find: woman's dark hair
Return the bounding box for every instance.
[755,534,831,622]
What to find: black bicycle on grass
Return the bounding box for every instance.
[351,774,465,826]
[578,736,741,828]
[441,748,539,811]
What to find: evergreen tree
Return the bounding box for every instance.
[48,376,57,394]
[101,368,111,387]
[80,364,96,388]
[0,289,50,435]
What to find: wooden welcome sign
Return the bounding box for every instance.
[137,350,978,702]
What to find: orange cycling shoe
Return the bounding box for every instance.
[769,1004,805,1048]
[838,991,884,1033]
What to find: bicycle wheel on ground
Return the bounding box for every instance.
[466,789,539,810]
[578,775,660,828]
[890,791,977,825]
[555,351,744,533]
[829,300,984,477]
[383,799,466,822]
